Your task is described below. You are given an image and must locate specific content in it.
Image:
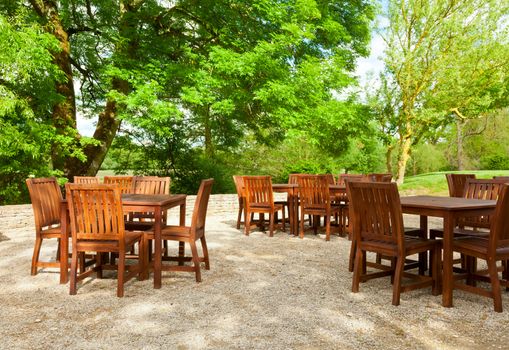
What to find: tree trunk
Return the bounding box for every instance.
[385,144,393,174]
[396,120,413,184]
[63,1,138,179]
[456,118,465,170]
[31,1,77,172]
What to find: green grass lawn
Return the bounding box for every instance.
[398,170,509,196]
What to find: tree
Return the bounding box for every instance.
[0,1,375,200]
[382,0,509,183]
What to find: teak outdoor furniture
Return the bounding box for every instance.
[430,178,504,240]
[452,183,509,312]
[65,183,145,297]
[296,175,340,241]
[26,177,65,275]
[103,176,134,194]
[348,181,440,306]
[400,195,497,307]
[243,176,285,236]
[446,173,476,197]
[59,191,187,288]
[145,179,214,282]
[73,176,100,184]
[233,175,248,230]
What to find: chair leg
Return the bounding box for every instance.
[348,238,356,272]
[488,258,503,312]
[117,251,125,297]
[56,238,61,262]
[325,216,331,241]
[31,237,43,275]
[245,209,251,236]
[189,241,202,282]
[269,212,275,237]
[299,209,305,239]
[236,206,242,229]
[141,236,150,280]
[69,249,78,295]
[200,236,210,270]
[138,239,145,280]
[352,248,363,293]
[431,245,439,296]
[392,257,405,306]
[96,252,103,279]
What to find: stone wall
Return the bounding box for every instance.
[0,194,242,231]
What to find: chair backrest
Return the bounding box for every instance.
[493,176,509,181]
[324,174,336,185]
[460,178,505,229]
[368,173,392,182]
[73,176,99,184]
[191,179,214,236]
[65,183,124,241]
[463,178,505,200]
[297,175,330,209]
[232,175,244,199]
[346,181,404,247]
[446,173,476,197]
[132,176,170,194]
[103,176,133,194]
[337,174,366,186]
[243,176,274,209]
[288,173,308,184]
[490,184,509,252]
[26,177,63,231]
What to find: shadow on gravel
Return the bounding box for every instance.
[0,232,10,242]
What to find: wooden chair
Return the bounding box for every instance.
[347,181,440,306]
[233,175,246,229]
[431,178,505,239]
[243,176,285,237]
[452,183,509,312]
[26,177,64,275]
[296,175,340,241]
[446,173,476,197]
[66,183,145,297]
[132,176,170,195]
[144,179,214,282]
[128,176,171,256]
[73,176,99,184]
[103,175,133,193]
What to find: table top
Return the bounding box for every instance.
[400,195,496,211]
[121,193,186,206]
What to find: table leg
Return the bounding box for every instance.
[442,212,454,307]
[60,204,68,284]
[154,209,162,289]
[291,190,299,236]
[419,215,428,274]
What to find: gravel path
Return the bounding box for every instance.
[1,205,508,349]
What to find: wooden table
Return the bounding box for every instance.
[400,195,496,307]
[272,183,346,236]
[60,193,187,289]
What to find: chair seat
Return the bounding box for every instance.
[361,237,439,256]
[430,227,489,238]
[76,231,142,252]
[453,237,509,257]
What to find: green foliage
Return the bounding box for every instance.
[0,13,65,204]
[480,154,509,170]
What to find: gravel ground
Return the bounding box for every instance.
[1,207,509,350]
